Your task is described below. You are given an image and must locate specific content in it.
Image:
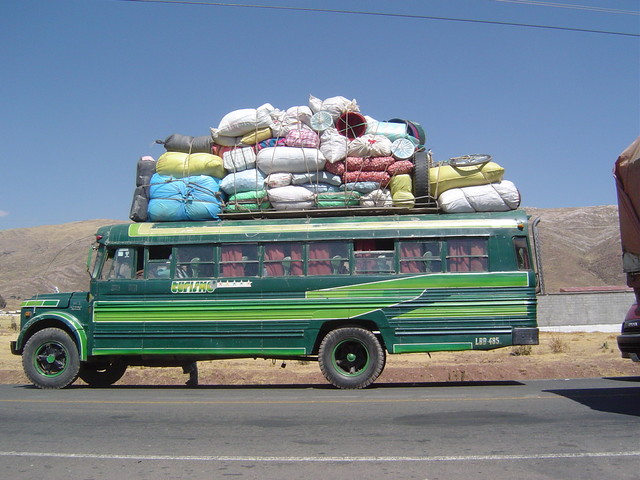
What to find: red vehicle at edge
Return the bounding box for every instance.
[614,136,640,361]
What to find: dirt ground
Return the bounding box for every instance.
[2,322,638,387]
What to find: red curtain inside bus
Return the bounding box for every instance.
[263,244,303,276]
[400,243,425,273]
[221,246,244,277]
[308,243,332,275]
[448,239,487,272]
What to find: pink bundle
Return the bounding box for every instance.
[285,128,320,148]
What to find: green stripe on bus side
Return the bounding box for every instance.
[393,342,473,353]
[92,300,384,323]
[306,272,530,297]
[91,347,307,356]
[128,218,521,237]
[390,301,533,318]
[93,287,535,324]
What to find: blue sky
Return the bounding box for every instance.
[1,0,638,230]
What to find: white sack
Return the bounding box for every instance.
[256,146,326,175]
[348,134,392,157]
[270,106,312,137]
[265,173,293,188]
[220,168,266,195]
[319,127,348,163]
[291,171,342,186]
[360,189,393,208]
[267,185,315,210]
[223,147,256,172]
[271,200,315,210]
[211,103,275,138]
[308,95,359,119]
[438,180,521,213]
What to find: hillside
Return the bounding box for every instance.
[525,205,625,293]
[0,219,126,309]
[0,207,627,309]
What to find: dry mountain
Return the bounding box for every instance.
[0,207,627,310]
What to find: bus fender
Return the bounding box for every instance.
[351,309,394,350]
[14,312,88,361]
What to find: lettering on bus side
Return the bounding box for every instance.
[170,280,253,293]
[171,280,216,294]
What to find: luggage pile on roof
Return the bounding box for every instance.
[129,95,520,222]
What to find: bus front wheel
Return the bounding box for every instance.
[22,328,80,389]
[79,360,128,387]
[318,327,386,389]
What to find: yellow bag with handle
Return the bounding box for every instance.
[156,152,225,179]
[430,161,504,197]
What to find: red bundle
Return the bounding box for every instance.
[343,171,391,186]
[386,160,414,176]
[345,156,395,172]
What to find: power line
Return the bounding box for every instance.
[494,0,640,16]
[114,0,640,38]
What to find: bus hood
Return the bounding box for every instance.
[21,292,86,310]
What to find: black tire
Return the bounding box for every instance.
[318,327,386,389]
[448,154,492,167]
[78,360,127,387]
[22,328,80,389]
[413,150,430,206]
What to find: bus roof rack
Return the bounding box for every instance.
[219,205,440,220]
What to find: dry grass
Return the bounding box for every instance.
[549,335,570,353]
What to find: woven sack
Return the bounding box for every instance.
[285,128,320,148]
[222,147,256,172]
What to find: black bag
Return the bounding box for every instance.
[129,185,149,222]
[156,133,212,154]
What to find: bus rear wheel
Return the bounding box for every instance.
[22,328,80,389]
[79,360,128,387]
[318,327,386,389]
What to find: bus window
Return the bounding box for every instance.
[399,241,442,273]
[264,243,303,277]
[147,245,172,278]
[176,245,215,278]
[309,241,349,275]
[221,244,259,277]
[513,237,531,270]
[447,238,488,272]
[101,247,135,280]
[354,239,394,274]
[89,246,105,279]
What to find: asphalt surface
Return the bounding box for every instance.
[1,377,639,479]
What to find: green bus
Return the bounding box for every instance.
[11,210,539,389]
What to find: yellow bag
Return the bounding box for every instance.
[389,174,415,208]
[430,161,504,196]
[156,152,225,179]
[241,127,272,145]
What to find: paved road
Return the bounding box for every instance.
[1,377,639,479]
